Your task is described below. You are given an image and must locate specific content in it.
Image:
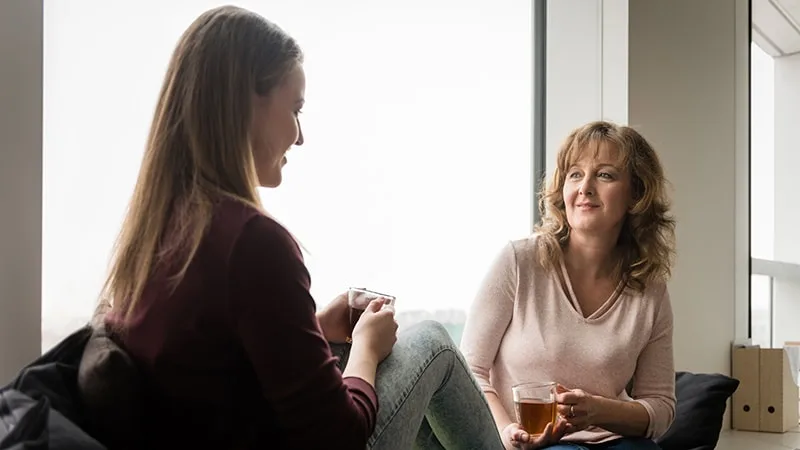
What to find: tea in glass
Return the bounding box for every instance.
[512,382,557,436]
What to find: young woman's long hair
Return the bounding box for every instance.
[98,6,303,323]
[535,121,676,292]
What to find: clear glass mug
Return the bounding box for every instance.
[346,287,396,343]
[512,381,557,437]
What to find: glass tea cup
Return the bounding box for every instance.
[346,287,396,342]
[512,382,557,437]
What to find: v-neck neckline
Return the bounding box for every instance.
[557,259,625,321]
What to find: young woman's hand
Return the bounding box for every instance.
[502,418,571,449]
[350,298,397,363]
[315,292,352,343]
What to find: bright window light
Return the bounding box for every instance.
[43,0,533,351]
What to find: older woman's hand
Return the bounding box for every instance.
[556,384,601,432]
[502,418,571,450]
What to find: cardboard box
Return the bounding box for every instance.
[732,345,799,433]
[732,346,760,431]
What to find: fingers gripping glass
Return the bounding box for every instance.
[345,287,396,344]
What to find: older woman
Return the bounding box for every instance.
[461,121,677,450]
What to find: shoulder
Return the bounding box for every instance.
[505,233,550,273]
[481,234,555,289]
[208,198,301,266]
[212,197,265,234]
[639,281,670,306]
[222,200,311,294]
[631,281,673,322]
[229,207,300,261]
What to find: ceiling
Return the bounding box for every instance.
[752,0,800,57]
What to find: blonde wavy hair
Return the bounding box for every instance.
[535,121,676,292]
[97,6,303,324]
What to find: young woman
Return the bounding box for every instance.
[98,6,503,450]
[461,121,677,450]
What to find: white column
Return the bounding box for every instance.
[599,0,629,124]
[546,0,602,175]
[545,0,628,176]
[627,0,748,375]
[0,0,43,383]
[772,53,800,346]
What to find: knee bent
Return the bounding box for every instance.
[406,320,457,351]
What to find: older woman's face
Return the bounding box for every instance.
[562,142,633,236]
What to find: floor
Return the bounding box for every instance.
[716,426,800,449]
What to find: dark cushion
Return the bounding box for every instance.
[77,325,144,447]
[2,326,106,449]
[0,389,106,449]
[656,371,740,450]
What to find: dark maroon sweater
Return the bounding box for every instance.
[107,199,377,449]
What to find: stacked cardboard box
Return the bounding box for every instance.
[732,345,799,432]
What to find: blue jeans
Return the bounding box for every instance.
[331,320,504,450]
[545,437,661,449]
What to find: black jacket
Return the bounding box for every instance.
[0,326,105,449]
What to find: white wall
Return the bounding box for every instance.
[0,0,43,383]
[627,0,748,376]
[772,53,800,346]
[547,0,749,376]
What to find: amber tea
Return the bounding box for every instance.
[515,399,557,436]
[512,382,557,436]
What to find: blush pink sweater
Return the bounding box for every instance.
[460,236,676,444]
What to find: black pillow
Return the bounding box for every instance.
[0,389,106,450]
[77,325,144,448]
[657,371,740,450]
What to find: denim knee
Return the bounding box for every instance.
[405,320,456,350]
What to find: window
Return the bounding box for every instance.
[749,43,774,263]
[42,1,536,351]
[749,42,774,348]
[749,38,800,347]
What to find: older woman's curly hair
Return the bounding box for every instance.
[535,121,676,292]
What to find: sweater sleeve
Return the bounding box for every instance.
[631,285,676,439]
[227,214,377,449]
[460,241,518,396]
